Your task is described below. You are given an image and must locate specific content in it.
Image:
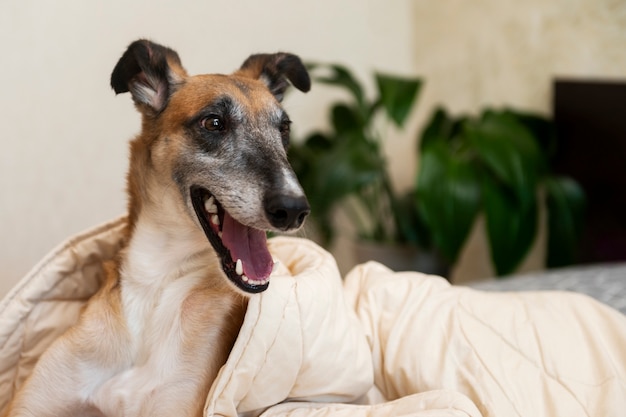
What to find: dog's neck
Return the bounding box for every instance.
[123,213,214,287]
[121,136,221,289]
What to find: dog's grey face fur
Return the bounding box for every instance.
[111,40,311,293]
[169,76,305,231]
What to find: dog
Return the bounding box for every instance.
[3,39,311,417]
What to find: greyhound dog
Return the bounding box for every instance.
[4,39,310,417]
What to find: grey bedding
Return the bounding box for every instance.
[470,263,626,315]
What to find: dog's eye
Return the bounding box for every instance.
[279,119,291,147]
[201,115,224,132]
[279,120,291,134]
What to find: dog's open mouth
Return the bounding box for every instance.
[190,186,273,294]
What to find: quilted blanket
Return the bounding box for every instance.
[1,218,625,416]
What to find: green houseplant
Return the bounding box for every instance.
[416,107,586,275]
[288,63,425,249]
[289,63,585,277]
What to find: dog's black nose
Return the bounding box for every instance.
[264,192,310,231]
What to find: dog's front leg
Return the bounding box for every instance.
[93,366,210,417]
[3,325,126,417]
[2,351,84,417]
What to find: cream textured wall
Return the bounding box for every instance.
[0,0,416,297]
[406,0,626,282]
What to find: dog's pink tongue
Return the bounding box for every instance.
[221,212,273,282]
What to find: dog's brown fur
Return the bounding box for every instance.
[3,40,310,417]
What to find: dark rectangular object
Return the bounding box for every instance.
[553,79,626,263]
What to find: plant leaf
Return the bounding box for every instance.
[375,73,422,127]
[304,132,333,151]
[312,63,367,116]
[465,111,544,209]
[482,174,538,276]
[308,133,382,210]
[506,109,557,157]
[419,107,453,150]
[416,142,481,264]
[545,176,586,267]
[395,190,432,247]
[295,134,382,245]
[331,103,364,134]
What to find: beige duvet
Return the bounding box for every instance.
[1,218,625,416]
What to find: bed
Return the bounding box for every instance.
[471,263,626,315]
[1,218,625,416]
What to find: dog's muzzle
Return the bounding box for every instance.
[190,186,308,294]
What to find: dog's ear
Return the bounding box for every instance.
[111,39,187,114]
[236,53,311,101]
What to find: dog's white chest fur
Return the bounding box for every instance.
[120,218,211,342]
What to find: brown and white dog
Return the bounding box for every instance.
[4,40,310,417]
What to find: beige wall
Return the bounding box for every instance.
[2,0,625,297]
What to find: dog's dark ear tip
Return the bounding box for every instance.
[293,73,311,93]
[281,54,311,93]
[238,52,311,99]
[110,77,129,95]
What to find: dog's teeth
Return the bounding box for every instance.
[218,231,222,238]
[236,259,243,276]
[204,196,218,214]
[211,214,220,226]
[272,261,279,274]
[239,270,269,286]
[246,276,268,286]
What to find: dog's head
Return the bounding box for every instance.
[111,40,310,294]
